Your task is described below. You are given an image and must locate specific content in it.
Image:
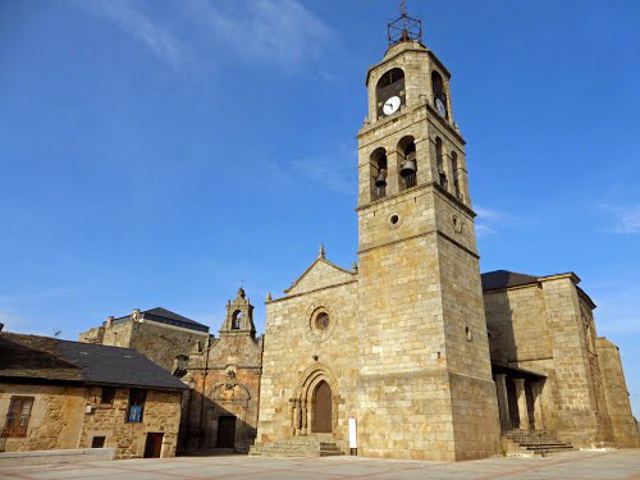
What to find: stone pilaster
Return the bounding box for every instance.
[513,378,529,430]
[494,374,511,432]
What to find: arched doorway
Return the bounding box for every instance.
[312,380,332,433]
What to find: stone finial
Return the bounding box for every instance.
[132,309,142,322]
[266,291,272,302]
[319,243,326,259]
[237,287,246,299]
[352,262,358,273]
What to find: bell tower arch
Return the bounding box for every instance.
[221,288,256,336]
[355,6,500,461]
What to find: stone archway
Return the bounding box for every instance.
[290,363,338,436]
[312,380,332,433]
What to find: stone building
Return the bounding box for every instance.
[180,288,263,453]
[251,11,639,460]
[79,307,210,374]
[0,332,186,458]
[483,270,639,449]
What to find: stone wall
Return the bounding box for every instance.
[183,333,263,453]
[181,289,263,454]
[80,318,209,373]
[128,320,209,372]
[483,276,623,448]
[596,337,640,447]
[258,269,359,452]
[0,383,181,459]
[0,383,86,452]
[78,387,182,458]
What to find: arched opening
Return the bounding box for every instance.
[312,380,332,433]
[451,151,460,199]
[172,354,188,378]
[376,68,405,118]
[370,147,387,200]
[431,70,448,118]
[398,136,417,190]
[231,310,242,330]
[435,137,447,189]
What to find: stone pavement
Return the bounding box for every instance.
[0,450,638,480]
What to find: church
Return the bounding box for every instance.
[248,10,639,461]
[71,9,639,462]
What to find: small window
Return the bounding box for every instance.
[315,312,330,330]
[2,396,34,438]
[91,436,106,448]
[451,151,460,199]
[173,354,189,378]
[101,387,116,405]
[126,389,146,423]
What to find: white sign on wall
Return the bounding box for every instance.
[348,417,357,449]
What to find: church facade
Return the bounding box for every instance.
[251,19,639,461]
[73,13,638,461]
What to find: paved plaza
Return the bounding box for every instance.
[1,450,639,480]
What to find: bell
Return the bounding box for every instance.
[375,169,387,187]
[400,159,416,177]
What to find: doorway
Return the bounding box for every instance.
[312,380,332,433]
[91,436,106,448]
[143,432,163,458]
[216,415,236,448]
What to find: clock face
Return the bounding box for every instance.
[382,96,401,116]
[435,98,447,117]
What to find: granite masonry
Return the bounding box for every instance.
[251,21,639,460]
[36,11,639,461]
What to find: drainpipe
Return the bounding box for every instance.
[198,335,211,450]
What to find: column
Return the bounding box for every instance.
[495,374,511,432]
[532,381,545,431]
[513,378,529,430]
[387,150,400,196]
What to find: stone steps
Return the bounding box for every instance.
[503,430,573,456]
[249,438,343,457]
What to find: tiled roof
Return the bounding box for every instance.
[481,270,539,291]
[0,333,187,391]
[113,307,209,333]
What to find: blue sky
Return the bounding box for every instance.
[1,0,638,415]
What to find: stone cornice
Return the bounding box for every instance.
[356,181,476,219]
[357,229,479,260]
[267,279,358,305]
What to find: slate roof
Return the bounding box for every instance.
[481,270,539,291]
[113,307,209,333]
[0,333,187,391]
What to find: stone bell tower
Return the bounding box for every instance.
[221,288,256,337]
[355,7,501,460]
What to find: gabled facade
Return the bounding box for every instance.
[180,289,263,453]
[252,10,638,461]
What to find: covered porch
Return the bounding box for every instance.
[492,363,546,433]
